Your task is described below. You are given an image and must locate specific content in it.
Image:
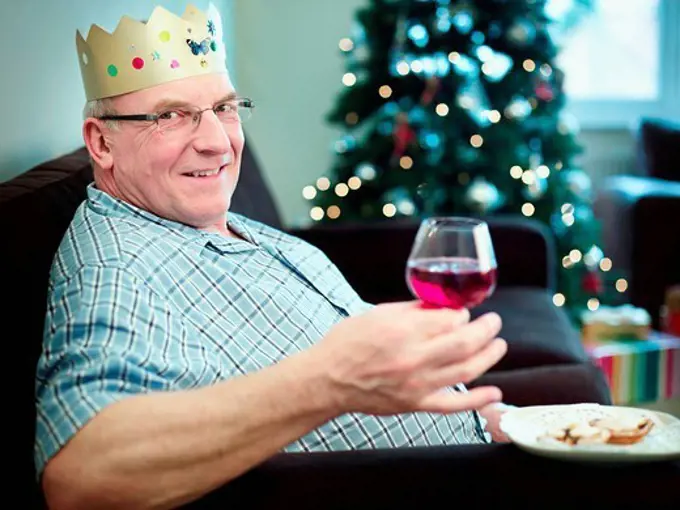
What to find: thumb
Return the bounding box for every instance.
[418,386,503,414]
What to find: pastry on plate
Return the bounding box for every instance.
[588,416,654,445]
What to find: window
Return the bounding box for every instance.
[553,0,680,127]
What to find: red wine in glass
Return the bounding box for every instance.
[407,257,497,309]
[406,217,497,310]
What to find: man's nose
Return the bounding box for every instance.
[192,110,232,154]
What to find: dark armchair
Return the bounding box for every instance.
[0,142,632,509]
[594,117,680,329]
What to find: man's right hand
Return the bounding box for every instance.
[312,301,506,417]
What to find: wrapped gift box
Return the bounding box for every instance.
[584,331,680,405]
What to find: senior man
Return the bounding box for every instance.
[35,4,510,509]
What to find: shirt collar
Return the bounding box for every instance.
[86,183,259,253]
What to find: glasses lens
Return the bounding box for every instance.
[157,109,193,133]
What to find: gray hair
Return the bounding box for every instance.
[82,98,119,129]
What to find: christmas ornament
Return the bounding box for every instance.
[507,19,537,46]
[420,77,441,105]
[407,22,429,48]
[535,80,554,101]
[392,112,416,160]
[582,271,603,294]
[583,245,604,268]
[464,177,503,213]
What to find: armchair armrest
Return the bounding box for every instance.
[189,444,680,509]
[290,215,556,304]
[594,176,680,327]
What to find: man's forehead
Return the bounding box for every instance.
[111,72,235,110]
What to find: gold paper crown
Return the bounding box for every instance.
[76,3,228,101]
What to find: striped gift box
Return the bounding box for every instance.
[585,331,680,405]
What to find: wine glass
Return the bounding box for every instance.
[406,217,498,310]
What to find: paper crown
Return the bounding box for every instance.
[76,3,228,101]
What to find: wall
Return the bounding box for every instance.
[233,0,646,227]
[0,0,234,184]
[233,0,366,227]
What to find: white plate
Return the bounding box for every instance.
[499,403,680,463]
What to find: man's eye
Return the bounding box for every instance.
[214,102,235,113]
[158,110,184,121]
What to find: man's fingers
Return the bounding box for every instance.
[420,312,502,366]
[426,338,508,387]
[418,386,503,414]
[406,302,471,337]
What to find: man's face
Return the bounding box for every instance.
[101,72,244,230]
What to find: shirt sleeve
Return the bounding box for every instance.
[34,265,188,478]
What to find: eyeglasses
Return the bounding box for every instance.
[96,97,254,135]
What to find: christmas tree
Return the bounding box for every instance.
[305,0,628,323]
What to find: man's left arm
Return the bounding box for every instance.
[478,402,517,442]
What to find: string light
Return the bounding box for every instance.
[569,249,582,263]
[510,165,523,179]
[563,214,575,227]
[335,183,349,197]
[488,110,501,123]
[302,186,317,200]
[521,203,535,216]
[561,203,574,215]
[339,38,354,52]
[555,161,563,170]
[396,61,410,75]
[411,60,424,73]
[536,165,550,178]
[345,112,359,125]
[553,293,566,307]
[562,256,574,269]
[521,170,536,185]
[470,134,484,148]
[327,205,341,219]
[587,298,600,311]
[379,85,392,98]
[600,258,613,271]
[448,51,460,63]
[348,176,362,190]
[540,63,552,77]
[310,207,324,221]
[523,59,536,72]
[436,103,449,116]
[400,156,413,169]
[342,73,357,86]
[316,177,331,191]
[616,278,628,293]
[383,203,397,217]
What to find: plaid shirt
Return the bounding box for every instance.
[35,184,490,476]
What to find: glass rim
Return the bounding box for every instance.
[422,216,488,229]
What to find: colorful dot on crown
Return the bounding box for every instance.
[159,30,171,42]
[107,65,118,77]
[200,59,208,68]
[170,59,180,69]
[210,40,217,52]
[132,57,145,70]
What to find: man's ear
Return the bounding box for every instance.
[82,118,114,171]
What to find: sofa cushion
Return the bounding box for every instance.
[473,287,588,371]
